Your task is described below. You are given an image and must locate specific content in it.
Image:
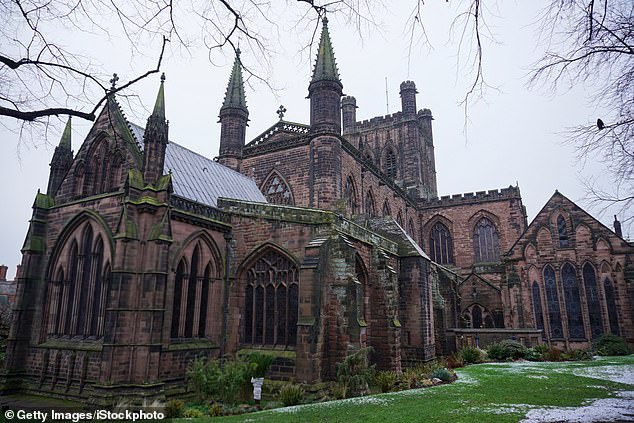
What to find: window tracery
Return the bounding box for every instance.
[429,222,454,265]
[243,249,299,347]
[544,265,563,339]
[262,172,293,205]
[473,217,499,263]
[582,263,603,339]
[562,263,585,339]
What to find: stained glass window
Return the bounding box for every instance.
[604,278,620,336]
[562,263,585,339]
[430,222,454,264]
[532,282,545,331]
[544,265,563,339]
[582,263,603,339]
[243,250,299,347]
[473,217,499,263]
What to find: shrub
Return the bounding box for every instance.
[594,334,631,356]
[243,352,276,378]
[431,367,453,382]
[183,408,205,418]
[446,354,464,369]
[187,357,252,404]
[375,370,398,393]
[571,349,593,361]
[208,403,223,417]
[336,347,376,398]
[459,346,484,364]
[486,340,528,361]
[279,383,305,406]
[546,347,562,362]
[526,344,549,361]
[164,400,184,418]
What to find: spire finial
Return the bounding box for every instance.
[59,116,72,149]
[109,73,119,91]
[152,73,166,118]
[277,105,287,120]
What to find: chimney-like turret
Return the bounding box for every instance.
[614,215,623,238]
[400,80,418,118]
[341,96,357,134]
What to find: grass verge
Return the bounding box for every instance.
[182,355,634,423]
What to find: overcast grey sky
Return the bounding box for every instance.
[0,1,627,278]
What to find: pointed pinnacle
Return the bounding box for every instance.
[152,73,166,119]
[59,116,72,149]
[222,51,247,111]
[311,17,341,85]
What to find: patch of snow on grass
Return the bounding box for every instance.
[271,395,393,414]
[526,375,548,379]
[464,403,533,415]
[521,390,634,422]
[454,371,479,385]
[572,366,634,385]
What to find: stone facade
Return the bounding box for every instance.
[3,17,633,406]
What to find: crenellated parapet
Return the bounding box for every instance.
[418,186,522,209]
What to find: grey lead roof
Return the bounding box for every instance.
[129,123,267,208]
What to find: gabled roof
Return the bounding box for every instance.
[129,122,266,208]
[506,190,630,257]
[245,120,310,148]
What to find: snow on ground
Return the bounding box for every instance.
[521,390,634,422]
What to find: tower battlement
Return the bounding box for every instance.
[418,186,521,209]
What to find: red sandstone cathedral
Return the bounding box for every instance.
[4,18,633,404]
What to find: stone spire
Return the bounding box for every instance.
[221,49,247,112]
[310,17,341,86]
[218,50,249,171]
[308,17,343,134]
[47,117,74,196]
[142,73,169,185]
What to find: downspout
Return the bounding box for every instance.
[220,232,233,368]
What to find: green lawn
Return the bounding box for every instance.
[189,355,634,423]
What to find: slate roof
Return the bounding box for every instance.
[129,122,266,208]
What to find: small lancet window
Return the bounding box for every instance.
[557,215,569,247]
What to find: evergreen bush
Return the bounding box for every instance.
[335,347,376,398]
[459,346,484,364]
[594,334,631,356]
[486,340,528,361]
[431,367,453,382]
[279,383,305,406]
[375,370,398,393]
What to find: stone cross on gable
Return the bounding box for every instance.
[276,105,287,120]
[110,73,119,91]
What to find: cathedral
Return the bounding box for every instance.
[3,18,633,405]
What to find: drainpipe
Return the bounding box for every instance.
[220,232,233,368]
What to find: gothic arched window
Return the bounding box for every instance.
[262,172,293,205]
[171,242,217,339]
[365,190,376,217]
[604,278,620,335]
[408,218,416,240]
[429,222,454,265]
[345,176,359,216]
[544,265,563,339]
[562,263,585,339]
[382,201,391,217]
[385,148,397,179]
[557,215,569,247]
[46,222,110,338]
[582,263,603,339]
[396,211,403,227]
[532,281,545,331]
[473,217,499,263]
[243,250,299,347]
